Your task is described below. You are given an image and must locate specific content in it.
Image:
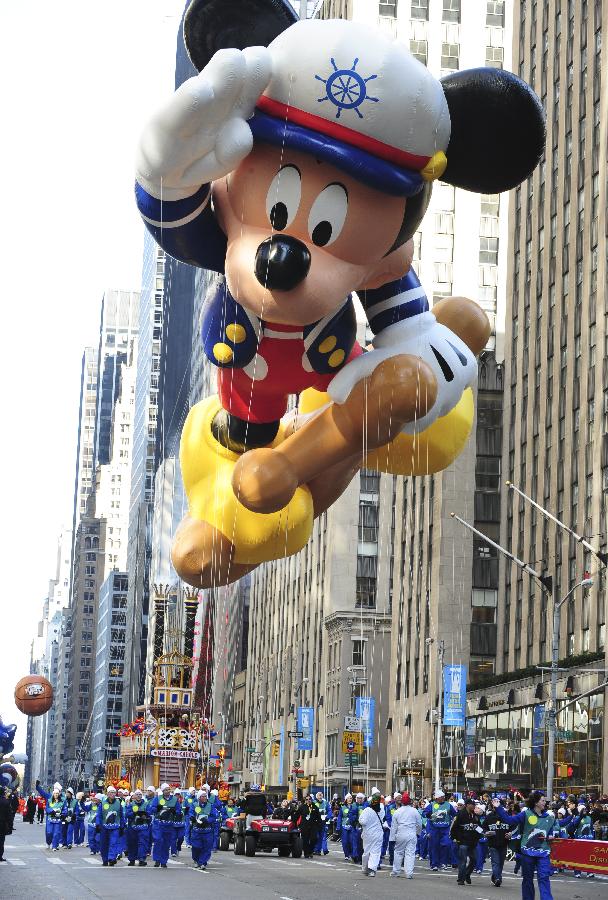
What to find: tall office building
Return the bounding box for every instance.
[123,234,166,719]
[71,348,99,536]
[473,0,608,795]
[94,290,139,468]
[91,571,129,767]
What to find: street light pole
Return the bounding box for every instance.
[546,577,593,800]
[434,640,445,795]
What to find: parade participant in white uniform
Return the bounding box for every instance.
[389,792,422,878]
[359,792,386,876]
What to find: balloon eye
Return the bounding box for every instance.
[308,183,348,247]
[266,166,301,231]
[269,202,288,231]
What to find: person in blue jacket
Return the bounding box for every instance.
[74,792,86,845]
[382,794,396,861]
[190,788,219,870]
[125,789,150,866]
[183,786,197,847]
[423,790,456,870]
[336,794,354,860]
[568,803,595,880]
[313,791,331,855]
[82,793,102,854]
[36,781,65,851]
[96,785,125,866]
[349,792,367,864]
[473,803,487,873]
[144,786,157,856]
[62,787,78,848]
[492,792,558,900]
[171,788,186,855]
[209,789,223,850]
[147,783,182,868]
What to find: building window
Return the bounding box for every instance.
[352,639,366,668]
[486,0,505,26]
[379,0,397,16]
[486,46,504,68]
[442,0,460,23]
[410,0,428,20]
[409,39,427,64]
[441,42,460,70]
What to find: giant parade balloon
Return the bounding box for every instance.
[0,763,19,791]
[135,0,545,589]
[14,675,54,716]
[0,716,16,756]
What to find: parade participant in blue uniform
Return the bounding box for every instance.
[190,789,218,870]
[348,792,367,864]
[492,792,558,900]
[125,789,150,866]
[147,783,181,868]
[171,788,186,855]
[313,791,330,855]
[62,787,78,848]
[96,785,125,867]
[382,793,396,861]
[74,792,86,845]
[83,793,102,854]
[568,804,595,880]
[416,801,429,860]
[424,790,456,870]
[209,788,223,849]
[36,781,65,851]
[184,787,197,847]
[144,786,156,856]
[118,790,129,858]
[336,793,353,860]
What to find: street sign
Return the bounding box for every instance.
[250,763,263,775]
[343,753,359,766]
[293,759,301,768]
[246,746,256,753]
[344,715,363,731]
[342,730,363,753]
[288,730,304,738]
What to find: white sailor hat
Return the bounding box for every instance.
[250,18,449,197]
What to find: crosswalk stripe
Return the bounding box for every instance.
[48,857,68,865]
[8,859,26,866]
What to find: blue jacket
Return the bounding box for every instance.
[95,798,125,830]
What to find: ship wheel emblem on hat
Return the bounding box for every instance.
[315,57,379,119]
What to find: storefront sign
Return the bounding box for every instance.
[443,665,467,726]
[551,839,608,875]
[150,749,199,759]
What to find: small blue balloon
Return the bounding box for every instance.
[0,716,17,756]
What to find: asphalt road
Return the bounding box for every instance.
[2,822,607,899]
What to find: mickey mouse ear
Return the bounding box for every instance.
[440,68,546,193]
[184,0,298,72]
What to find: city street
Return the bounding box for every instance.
[2,824,606,900]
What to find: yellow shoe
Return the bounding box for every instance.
[365,388,474,475]
[179,396,313,566]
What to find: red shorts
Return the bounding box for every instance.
[218,323,362,424]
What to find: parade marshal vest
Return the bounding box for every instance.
[521,809,554,855]
[101,798,122,827]
[575,815,593,838]
[131,800,150,827]
[88,803,99,824]
[430,801,452,826]
[340,804,351,827]
[193,800,213,830]
[157,795,177,822]
[48,799,63,820]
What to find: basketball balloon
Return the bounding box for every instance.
[0,763,19,791]
[14,675,53,716]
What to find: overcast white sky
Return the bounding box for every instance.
[0,0,187,752]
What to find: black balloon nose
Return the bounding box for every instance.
[254,236,311,291]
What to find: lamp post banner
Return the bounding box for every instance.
[532,703,545,756]
[297,707,314,751]
[443,665,467,726]
[355,697,375,748]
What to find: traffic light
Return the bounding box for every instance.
[271,740,280,757]
[567,765,574,779]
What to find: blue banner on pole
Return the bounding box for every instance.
[355,697,375,748]
[297,707,314,751]
[532,703,545,756]
[443,665,467,727]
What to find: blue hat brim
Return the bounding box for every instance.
[250,111,425,198]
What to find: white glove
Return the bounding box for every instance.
[136,46,272,201]
[328,311,477,433]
